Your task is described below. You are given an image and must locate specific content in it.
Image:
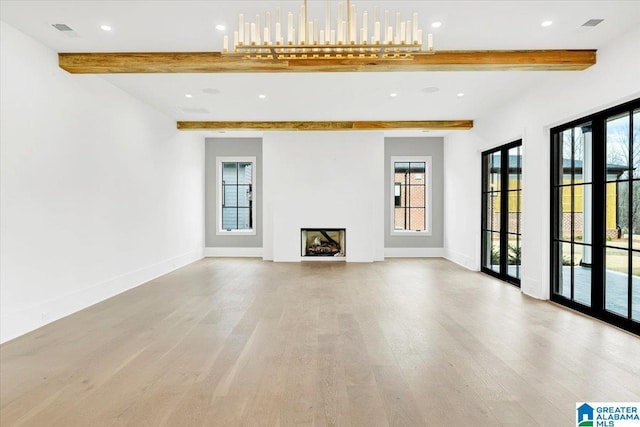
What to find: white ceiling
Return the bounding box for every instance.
[1,0,639,135]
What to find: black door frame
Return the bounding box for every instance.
[481,140,522,286]
[550,97,640,335]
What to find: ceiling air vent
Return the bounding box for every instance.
[52,23,74,31]
[581,19,604,27]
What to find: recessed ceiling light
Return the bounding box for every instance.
[389,92,398,98]
[457,92,465,97]
[258,94,267,99]
[202,88,221,95]
[185,94,193,98]
[215,24,226,31]
[422,86,440,94]
[100,24,112,31]
[541,20,553,27]
[431,22,442,28]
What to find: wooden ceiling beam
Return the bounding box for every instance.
[176,120,474,131]
[59,50,596,74]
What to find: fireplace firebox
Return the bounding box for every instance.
[301,228,346,258]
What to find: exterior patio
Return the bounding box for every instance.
[560,266,640,320]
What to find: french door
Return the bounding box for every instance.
[551,98,640,335]
[481,141,522,286]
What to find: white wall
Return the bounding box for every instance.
[0,21,205,343]
[263,132,385,262]
[444,27,640,299]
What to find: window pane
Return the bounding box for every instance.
[561,129,572,184]
[223,185,237,207]
[633,251,640,322]
[408,208,426,231]
[409,162,426,177]
[556,242,572,299]
[411,185,427,208]
[606,181,628,248]
[633,180,640,251]
[508,190,520,234]
[606,181,620,242]
[222,162,238,183]
[508,146,521,190]
[605,247,629,317]
[606,113,630,181]
[396,184,407,207]
[511,236,521,279]
[489,192,500,232]
[560,186,572,241]
[237,162,253,184]
[490,152,501,191]
[394,183,401,207]
[574,244,591,306]
[634,110,640,178]
[483,155,493,192]
[489,231,500,273]
[394,162,410,173]
[222,208,238,230]
[574,184,591,244]
[236,208,251,230]
[507,235,521,278]
[409,185,425,208]
[394,207,406,230]
[236,185,251,207]
[482,231,492,269]
[573,126,585,183]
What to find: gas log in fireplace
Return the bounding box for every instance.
[301,228,346,258]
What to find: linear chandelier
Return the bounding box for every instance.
[222,0,434,60]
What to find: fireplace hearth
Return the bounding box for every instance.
[301,228,346,258]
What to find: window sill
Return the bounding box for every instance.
[391,230,432,237]
[216,229,257,236]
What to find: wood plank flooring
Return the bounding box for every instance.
[1,258,639,426]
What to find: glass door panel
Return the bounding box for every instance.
[574,244,592,306]
[605,248,629,316]
[552,123,592,307]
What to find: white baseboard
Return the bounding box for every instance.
[444,249,479,271]
[384,247,445,258]
[204,247,263,257]
[0,249,203,344]
[521,276,548,300]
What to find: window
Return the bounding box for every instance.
[551,98,639,335]
[216,157,256,235]
[481,141,522,286]
[390,156,431,235]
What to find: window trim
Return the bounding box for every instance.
[390,156,432,236]
[216,156,257,236]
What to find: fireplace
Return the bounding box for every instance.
[301,228,346,258]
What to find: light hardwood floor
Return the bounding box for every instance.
[1,258,639,426]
